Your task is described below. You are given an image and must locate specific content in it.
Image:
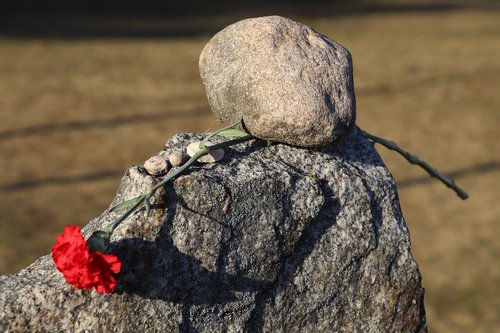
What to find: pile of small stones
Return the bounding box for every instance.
[142,150,186,176]
[143,141,225,176]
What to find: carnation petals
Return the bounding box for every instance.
[51,225,121,294]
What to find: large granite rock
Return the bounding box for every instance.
[199,16,356,147]
[0,128,426,332]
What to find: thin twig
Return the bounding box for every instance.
[362,130,468,200]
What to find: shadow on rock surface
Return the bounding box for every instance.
[112,204,272,305]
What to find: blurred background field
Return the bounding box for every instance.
[0,0,499,331]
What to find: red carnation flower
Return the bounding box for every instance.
[52,225,121,294]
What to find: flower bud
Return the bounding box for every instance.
[87,230,111,253]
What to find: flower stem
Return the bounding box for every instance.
[361,130,468,200]
[111,134,254,231]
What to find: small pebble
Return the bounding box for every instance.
[186,141,224,163]
[168,150,187,167]
[143,156,169,176]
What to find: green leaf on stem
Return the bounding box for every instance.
[109,195,144,212]
[207,128,249,138]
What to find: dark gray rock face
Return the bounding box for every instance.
[199,16,356,147]
[0,128,426,332]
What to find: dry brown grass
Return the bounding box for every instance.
[0,7,499,332]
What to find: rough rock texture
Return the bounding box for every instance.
[0,128,426,332]
[199,16,356,147]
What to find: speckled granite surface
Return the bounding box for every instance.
[0,127,426,332]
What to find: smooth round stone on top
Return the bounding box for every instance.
[199,16,356,147]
